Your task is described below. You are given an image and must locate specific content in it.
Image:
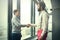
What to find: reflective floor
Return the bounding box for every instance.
[0,32,52,40]
[27,32,52,40]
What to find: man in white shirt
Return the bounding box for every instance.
[11,9,30,40]
[30,1,49,40]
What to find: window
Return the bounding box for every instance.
[20,0,31,39]
[35,4,40,34]
[0,0,8,40]
[12,0,17,17]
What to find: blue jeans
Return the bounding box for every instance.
[12,33,22,40]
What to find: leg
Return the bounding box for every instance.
[12,33,22,40]
[17,33,22,40]
[43,32,48,40]
[12,33,17,40]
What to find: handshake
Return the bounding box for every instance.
[26,24,36,28]
[26,24,31,28]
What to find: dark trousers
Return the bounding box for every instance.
[12,33,22,40]
[42,32,48,40]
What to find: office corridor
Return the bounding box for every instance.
[0,0,60,40]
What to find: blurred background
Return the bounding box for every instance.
[0,0,60,40]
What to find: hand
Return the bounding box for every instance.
[26,24,31,28]
[40,36,43,40]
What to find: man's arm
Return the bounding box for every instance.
[13,18,27,27]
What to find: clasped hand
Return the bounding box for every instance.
[26,24,31,28]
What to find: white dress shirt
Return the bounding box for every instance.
[40,10,49,37]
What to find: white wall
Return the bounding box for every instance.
[0,0,8,40]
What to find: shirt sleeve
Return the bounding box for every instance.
[13,18,26,27]
[41,13,48,37]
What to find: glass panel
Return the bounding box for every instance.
[48,15,52,31]
[20,0,31,39]
[35,4,40,34]
[12,0,17,16]
[0,0,8,40]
